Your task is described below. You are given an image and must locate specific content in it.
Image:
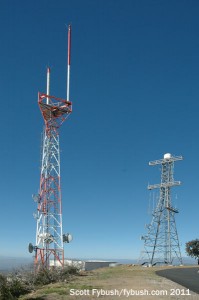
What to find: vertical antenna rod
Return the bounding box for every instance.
[46,67,50,104]
[67,24,71,102]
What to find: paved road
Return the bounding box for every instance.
[156,267,199,294]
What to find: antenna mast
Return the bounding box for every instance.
[67,24,71,101]
[29,25,73,270]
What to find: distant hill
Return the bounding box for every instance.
[70,256,197,265]
[0,256,32,272]
[0,256,196,273]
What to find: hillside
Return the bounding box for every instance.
[19,265,199,300]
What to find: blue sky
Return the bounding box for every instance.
[1,0,199,261]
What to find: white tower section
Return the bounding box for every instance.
[139,153,183,266]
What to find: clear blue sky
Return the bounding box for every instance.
[1,0,199,261]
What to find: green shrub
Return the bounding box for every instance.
[33,268,55,286]
[66,266,78,275]
[0,274,15,300]
[33,266,79,285]
[0,273,31,300]
[58,266,78,281]
[9,279,30,298]
[0,265,79,299]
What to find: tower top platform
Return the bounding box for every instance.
[38,92,72,124]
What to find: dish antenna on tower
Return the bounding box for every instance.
[63,233,73,243]
[28,243,34,254]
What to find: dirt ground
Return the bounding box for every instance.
[21,265,199,300]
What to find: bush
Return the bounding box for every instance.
[185,239,199,260]
[0,273,31,300]
[33,266,79,285]
[66,265,78,275]
[33,268,57,286]
[59,266,78,281]
[0,284,15,300]
[0,274,15,300]
[9,279,30,298]
[0,265,79,299]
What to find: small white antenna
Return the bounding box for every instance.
[46,67,50,104]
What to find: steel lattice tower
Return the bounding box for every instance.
[140,153,183,266]
[29,25,73,269]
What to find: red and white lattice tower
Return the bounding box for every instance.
[29,25,73,269]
